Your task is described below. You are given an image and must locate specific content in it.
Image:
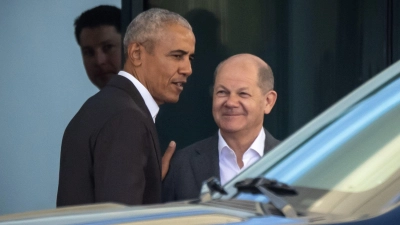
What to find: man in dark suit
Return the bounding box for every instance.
[57,8,195,207]
[163,54,279,202]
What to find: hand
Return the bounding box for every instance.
[162,141,176,180]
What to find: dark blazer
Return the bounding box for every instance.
[57,75,162,207]
[162,129,280,202]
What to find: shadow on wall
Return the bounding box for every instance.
[156,9,229,151]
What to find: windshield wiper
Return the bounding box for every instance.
[234,177,298,218]
[199,177,228,201]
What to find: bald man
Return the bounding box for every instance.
[163,54,279,202]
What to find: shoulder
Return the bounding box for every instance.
[87,86,134,108]
[77,85,147,122]
[174,135,217,158]
[264,128,280,150]
[169,135,217,168]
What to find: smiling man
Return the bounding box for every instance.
[57,8,195,207]
[74,5,122,89]
[163,53,279,202]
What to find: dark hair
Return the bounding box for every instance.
[74,5,121,45]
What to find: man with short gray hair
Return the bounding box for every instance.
[57,8,195,207]
[163,54,279,202]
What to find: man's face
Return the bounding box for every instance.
[140,24,195,105]
[79,25,121,89]
[212,62,271,136]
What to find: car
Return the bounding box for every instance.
[1,60,400,225]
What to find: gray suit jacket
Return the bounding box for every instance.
[162,129,280,202]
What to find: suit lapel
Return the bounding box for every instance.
[107,76,162,172]
[191,134,220,187]
[189,129,278,190]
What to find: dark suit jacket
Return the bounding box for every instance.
[162,129,280,202]
[57,75,162,207]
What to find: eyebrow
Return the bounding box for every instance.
[237,87,250,91]
[81,39,116,48]
[81,46,94,52]
[169,50,195,58]
[170,50,187,54]
[215,84,249,90]
[214,84,227,89]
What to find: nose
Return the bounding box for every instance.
[179,58,192,77]
[94,51,107,65]
[225,94,239,108]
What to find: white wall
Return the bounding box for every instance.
[0,0,121,215]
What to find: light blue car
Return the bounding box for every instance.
[1,60,400,225]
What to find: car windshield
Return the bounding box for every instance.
[223,71,400,218]
[266,75,400,193]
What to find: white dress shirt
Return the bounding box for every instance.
[118,71,159,122]
[218,128,265,185]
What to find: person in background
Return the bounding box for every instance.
[163,53,279,202]
[57,8,195,207]
[74,5,121,89]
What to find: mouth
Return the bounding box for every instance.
[223,114,241,117]
[172,81,186,91]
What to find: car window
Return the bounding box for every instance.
[227,75,400,218]
[264,75,400,193]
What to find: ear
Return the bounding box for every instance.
[127,43,142,66]
[264,90,277,114]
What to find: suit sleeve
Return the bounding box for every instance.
[93,109,150,205]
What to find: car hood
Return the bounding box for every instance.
[0,201,308,225]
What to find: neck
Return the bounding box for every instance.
[124,63,143,83]
[220,126,262,160]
